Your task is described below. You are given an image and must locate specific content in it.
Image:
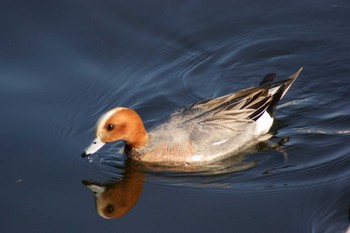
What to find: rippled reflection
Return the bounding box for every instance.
[82,160,143,219]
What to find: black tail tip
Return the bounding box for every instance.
[259,73,276,87]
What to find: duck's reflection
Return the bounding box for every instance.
[82,137,288,219]
[82,155,252,219]
[82,161,144,219]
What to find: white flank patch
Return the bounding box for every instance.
[255,111,273,135]
[212,139,228,146]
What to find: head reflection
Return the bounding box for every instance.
[82,161,144,219]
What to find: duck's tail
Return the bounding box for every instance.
[263,67,303,115]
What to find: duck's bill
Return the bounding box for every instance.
[82,137,105,157]
[82,180,106,198]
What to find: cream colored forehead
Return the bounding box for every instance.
[96,107,126,129]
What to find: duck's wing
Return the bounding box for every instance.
[197,68,302,131]
[170,68,302,131]
[194,87,273,132]
[170,85,270,124]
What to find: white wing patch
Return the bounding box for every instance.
[191,154,203,162]
[212,139,229,146]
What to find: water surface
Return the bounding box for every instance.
[1,0,350,232]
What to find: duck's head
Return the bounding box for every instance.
[82,107,147,157]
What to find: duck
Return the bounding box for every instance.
[82,68,302,166]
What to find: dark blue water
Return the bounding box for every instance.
[1,0,350,232]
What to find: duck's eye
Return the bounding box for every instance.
[106,204,114,213]
[107,124,114,131]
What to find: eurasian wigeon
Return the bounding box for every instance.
[82,68,302,166]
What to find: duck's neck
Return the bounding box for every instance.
[118,108,149,149]
[125,115,148,149]
[127,129,148,149]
